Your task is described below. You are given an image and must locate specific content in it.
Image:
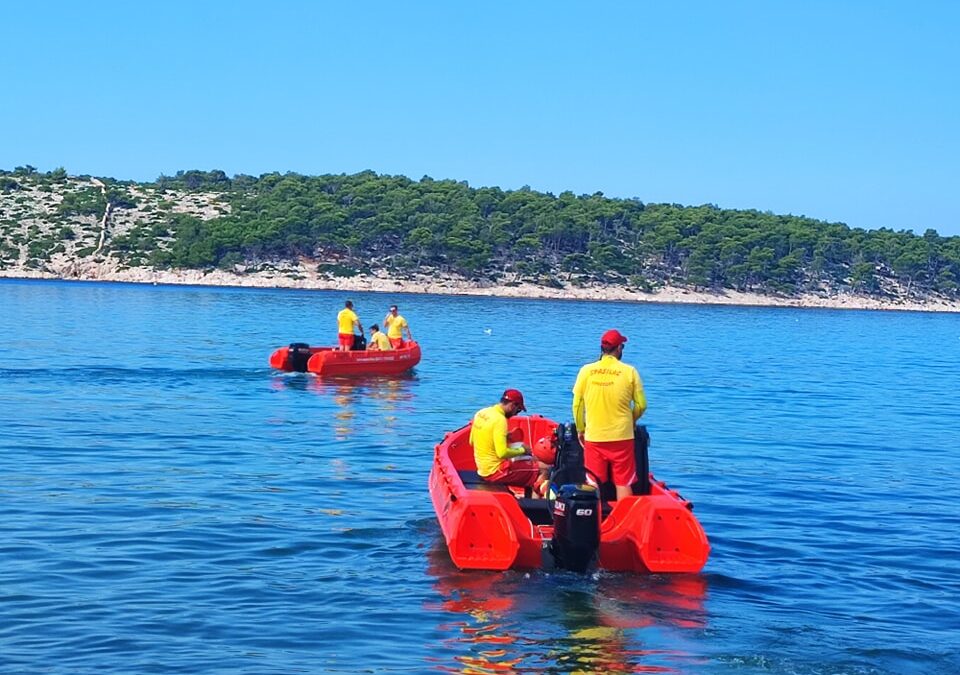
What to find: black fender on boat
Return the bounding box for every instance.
[633,424,651,496]
[552,422,651,499]
[550,423,586,489]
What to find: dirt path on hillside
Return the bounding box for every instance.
[91,178,113,255]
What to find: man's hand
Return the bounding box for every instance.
[578,432,585,446]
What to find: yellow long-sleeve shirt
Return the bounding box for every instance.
[572,354,646,442]
[470,404,526,476]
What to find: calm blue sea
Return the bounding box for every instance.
[1,279,959,674]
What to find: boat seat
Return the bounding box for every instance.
[458,470,512,492]
[458,470,534,498]
[457,471,553,525]
[517,497,553,525]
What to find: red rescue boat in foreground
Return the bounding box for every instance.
[429,414,709,574]
[269,340,421,376]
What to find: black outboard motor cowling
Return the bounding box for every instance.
[351,334,367,351]
[288,343,312,373]
[550,483,601,573]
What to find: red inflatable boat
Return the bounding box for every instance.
[269,340,421,376]
[429,415,709,574]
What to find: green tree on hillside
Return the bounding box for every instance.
[4,166,959,299]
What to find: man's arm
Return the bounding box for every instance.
[493,415,525,459]
[572,368,587,439]
[632,369,647,420]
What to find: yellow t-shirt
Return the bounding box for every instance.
[385,314,408,339]
[337,308,358,334]
[572,354,646,442]
[370,331,392,350]
[384,314,407,338]
[470,404,526,476]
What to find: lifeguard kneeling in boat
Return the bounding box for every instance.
[368,324,392,351]
[470,389,550,496]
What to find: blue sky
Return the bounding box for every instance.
[3,1,958,235]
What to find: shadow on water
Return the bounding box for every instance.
[423,539,710,674]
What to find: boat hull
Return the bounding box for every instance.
[429,415,710,573]
[269,341,421,376]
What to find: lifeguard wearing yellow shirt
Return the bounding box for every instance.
[470,389,548,492]
[383,304,413,348]
[572,329,647,501]
[336,300,363,352]
[368,324,392,351]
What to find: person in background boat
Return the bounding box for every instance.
[368,324,392,351]
[337,300,363,352]
[383,304,413,348]
[470,389,550,495]
[572,329,647,501]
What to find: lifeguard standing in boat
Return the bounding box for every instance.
[383,304,413,348]
[337,300,363,351]
[572,329,647,501]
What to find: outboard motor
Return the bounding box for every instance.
[351,334,367,351]
[287,343,312,373]
[550,483,601,573]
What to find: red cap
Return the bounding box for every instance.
[601,329,628,348]
[501,388,526,411]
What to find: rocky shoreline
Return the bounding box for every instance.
[4,172,959,314]
[3,264,959,313]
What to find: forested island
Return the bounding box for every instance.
[2,165,958,311]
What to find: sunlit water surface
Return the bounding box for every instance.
[1,279,959,674]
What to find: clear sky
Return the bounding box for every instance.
[3,1,958,235]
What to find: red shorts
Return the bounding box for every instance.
[389,337,404,349]
[338,333,355,348]
[483,456,540,488]
[584,438,637,487]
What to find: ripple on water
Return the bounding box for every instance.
[2,281,960,673]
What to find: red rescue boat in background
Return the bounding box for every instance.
[269,340,421,376]
[429,415,710,574]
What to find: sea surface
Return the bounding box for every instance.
[1,279,959,674]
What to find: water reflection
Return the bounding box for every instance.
[426,546,526,675]
[425,541,708,674]
[271,372,419,440]
[306,371,419,399]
